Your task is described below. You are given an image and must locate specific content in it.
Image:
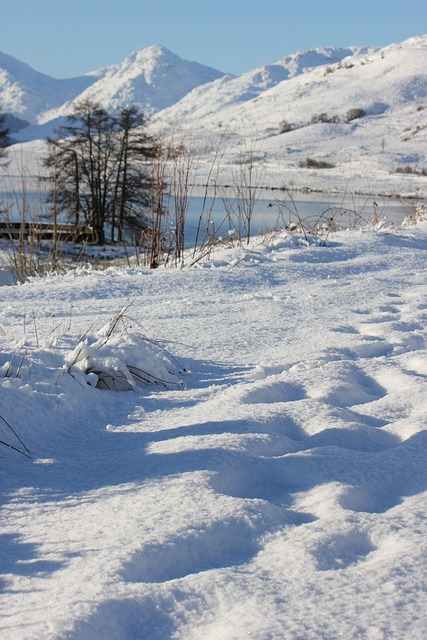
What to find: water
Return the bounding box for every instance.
[179,191,415,248]
[0,189,418,248]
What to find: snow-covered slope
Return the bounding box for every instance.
[1,221,427,638]
[150,36,427,187]
[0,51,95,123]
[4,36,427,191]
[156,37,427,136]
[152,47,368,126]
[40,45,226,123]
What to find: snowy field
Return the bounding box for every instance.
[1,220,427,639]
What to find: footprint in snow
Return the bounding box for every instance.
[333,325,360,335]
[377,304,401,314]
[242,379,306,405]
[307,362,386,408]
[312,530,376,571]
[122,519,261,583]
[339,485,401,514]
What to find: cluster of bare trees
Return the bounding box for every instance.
[0,102,198,274]
[44,101,160,245]
[0,103,271,277]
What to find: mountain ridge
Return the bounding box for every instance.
[3,35,427,184]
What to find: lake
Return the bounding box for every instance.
[0,189,419,248]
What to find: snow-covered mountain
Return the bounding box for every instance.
[155,38,426,136]
[39,45,226,123]
[0,50,95,123]
[0,45,226,126]
[150,35,427,183]
[4,36,427,187]
[0,44,370,131]
[151,46,370,127]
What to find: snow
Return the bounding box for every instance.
[150,36,427,193]
[37,46,226,124]
[0,51,95,124]
[6,36,427,198]
[1,220,427,638]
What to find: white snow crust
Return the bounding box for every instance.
[1,221,427,638]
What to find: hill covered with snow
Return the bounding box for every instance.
[151,35,427,187]
[38,45,226,123]
[3,36,427,193]
[0,51,95,123]
[155,37,426,136]
[0,45,226,126]
[151,46,371,125]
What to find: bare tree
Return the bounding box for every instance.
[44,101,159,245]
[113,106,160,242]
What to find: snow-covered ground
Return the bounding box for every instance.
[1,218,427,639]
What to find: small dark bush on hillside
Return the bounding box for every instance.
[395,165,427,176]
[278,119,295,134]
[346,108,366,122]
[299,157,336,170]
[310,113,340,125]
[417,105,425,112]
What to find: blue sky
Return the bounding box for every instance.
[3,0,427,77]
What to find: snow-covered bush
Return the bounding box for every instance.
[65,309,185,391]
[402,203,427,227]
[299,157,336,169]
[278,119,296,134]
[310,112,340,125]
[346,108,366,122]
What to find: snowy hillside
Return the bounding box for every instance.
[40,45,226,123]
[0,51,95,123]
[152,47,370,125]
[219,36,427,136]
[155,36,427,135]
[3,36,427,195]
[151,36,427,190]
[1,220,427,638]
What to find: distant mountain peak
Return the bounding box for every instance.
[36,46,226,123]
[126,44,178,61]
